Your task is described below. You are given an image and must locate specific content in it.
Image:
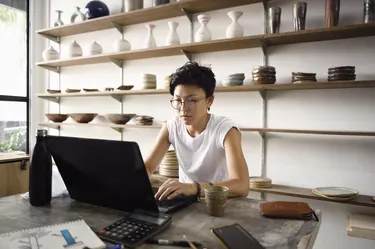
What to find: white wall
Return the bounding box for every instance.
[31,0,375,248]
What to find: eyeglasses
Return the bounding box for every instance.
[170,97,206,110]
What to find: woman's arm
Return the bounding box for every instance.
[144,124,171,176]
[207,127,250,197]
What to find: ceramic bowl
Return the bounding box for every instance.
[47,89,61,94]
[65,88,81,93]
[83,88,99,92]
[117,85,134,91]
[105,113,136,125]
[45,114,68,123]
[68,113,98,123]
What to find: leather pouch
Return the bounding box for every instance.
[259,201,319,221]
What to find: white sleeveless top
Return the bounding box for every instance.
[166,114,238,183]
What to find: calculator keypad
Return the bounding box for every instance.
[99,218,158,245]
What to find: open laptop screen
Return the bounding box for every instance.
[45,135,159,213]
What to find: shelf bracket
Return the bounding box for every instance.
[181,8,193,23]
[262,0,268,12]
[111,22,123,34]
[110,94,123,102]
[39,96,60,103]
[110,59,124,68]
[181,49,192,61]
[259,90,266,100]
[39,65,60,73]
[111,127,123,133]
[259,131,265,139]
[40,34,60,43]
[260,39,267,56]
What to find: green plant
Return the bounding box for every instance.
[0,129,26,152]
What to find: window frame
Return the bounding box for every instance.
[0,0,30,154]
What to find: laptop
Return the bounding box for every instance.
[44,135,196,214]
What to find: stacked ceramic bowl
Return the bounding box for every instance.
[291,72,317,83]
[249,177,272,188]
[312,186,358,201]
[136,115,154,126]
[222,73,245,86]
[159,150,179,178]
[141,74,157,89]
[252,66,276,84]
[164,76,170,90]
[328,66,356,82]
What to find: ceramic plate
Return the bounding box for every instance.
[313,187,358,197]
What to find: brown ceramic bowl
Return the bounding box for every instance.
[68,113,97,123]
[47,89,61,94]
[117,85,134,91]
[105,113,136,125]
[45,114,68,123]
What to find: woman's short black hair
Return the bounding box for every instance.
[169,62,216,97]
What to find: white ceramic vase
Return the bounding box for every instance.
[165,21,180,46]
[67,40,82,58]
[87,41,102,55]
[226,11,244,38]
[113,38,131,52]
[143,24,157,49]
[42,45,60,61]
[195,14,211,42]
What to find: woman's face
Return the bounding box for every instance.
[171,84,213,125]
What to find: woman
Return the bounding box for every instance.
[145,62,249,200]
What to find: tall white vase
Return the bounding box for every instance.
[67,40,82,58]
[195,14,211,42]
[143,24,157,49]
[226,11,244,38]
[165,21,180,46]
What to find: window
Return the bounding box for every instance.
[0,1,29,154]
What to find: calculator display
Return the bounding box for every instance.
[129,213,165,225]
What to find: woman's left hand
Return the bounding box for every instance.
[155,179,197,200]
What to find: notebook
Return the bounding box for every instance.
[0,219,106,249]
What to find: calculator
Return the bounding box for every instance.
[97,209,172,248]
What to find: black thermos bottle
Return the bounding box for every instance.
[29,129,52,206]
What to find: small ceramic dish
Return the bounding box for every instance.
[117,85,134,91]
[105,87,114,91]
[47,89,61,94]
[312,186,359,197]
[65,88,81,93]
[83,88,99,92]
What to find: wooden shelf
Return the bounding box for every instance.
[38,122,162,132]
[264,23,375,46]
[251,184,375,208]
[36,81,375,103]
[37,0,264,39]
[36,35,263,69]
[38,122,375,137]
[241,128,375,137]
[36,23,375,70]
[150,175,375,208]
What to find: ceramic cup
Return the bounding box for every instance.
[204,186,229,217]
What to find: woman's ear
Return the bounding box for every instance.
[207,96,215,109]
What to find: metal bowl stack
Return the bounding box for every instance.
[159,150,179,178]
[222,73,245,86]
[328,66,356,82]
[135,115,154,126]
[252,66,276,84]
[291,72,317,83]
